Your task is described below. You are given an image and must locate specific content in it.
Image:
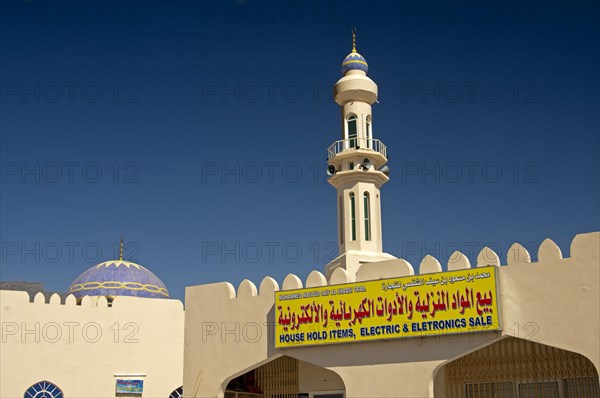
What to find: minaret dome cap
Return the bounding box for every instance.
[340,29,368,75]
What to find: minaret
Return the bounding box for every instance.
[325,31,396,279]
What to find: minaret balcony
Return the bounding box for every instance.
[327,138,387,166]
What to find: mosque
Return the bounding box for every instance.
[1,34,599,398]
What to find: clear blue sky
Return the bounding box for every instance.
[1,0,598,300]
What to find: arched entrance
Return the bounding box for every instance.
[224,356,345,398]
[435,337,599,397]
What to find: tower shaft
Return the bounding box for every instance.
[324,34,395,278]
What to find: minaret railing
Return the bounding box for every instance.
[327,138,387,160]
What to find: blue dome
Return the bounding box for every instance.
[341,51,368,75]
[69,260,169,299]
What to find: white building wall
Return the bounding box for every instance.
[0,292,184,398]
[183,232,600,398]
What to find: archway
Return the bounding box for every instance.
[224,356,345,398]
[434,337,599,397]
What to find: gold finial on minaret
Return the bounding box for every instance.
[352,27,357,52]
[119,237,124,261]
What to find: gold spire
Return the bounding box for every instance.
[119,238,124,261]
[352,28,357,53]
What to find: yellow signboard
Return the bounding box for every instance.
[275,267,500,347]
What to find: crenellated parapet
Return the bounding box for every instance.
[1,283,185,398]
[0,289,184,310]
[183,232,599,397]
[191,232,599,300]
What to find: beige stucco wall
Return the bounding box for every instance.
[183,232,599,398]
[0,291,184,397]
[298,360,344,392]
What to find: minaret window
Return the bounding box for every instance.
[339,196,344,244]
[366,115,372,149]
[346,115,358,148]
[364,192,371,241]
[350,193,356,241]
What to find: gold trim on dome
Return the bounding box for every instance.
[69,281,169,297]
[342,59,368,67]
[94,260,142,269]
